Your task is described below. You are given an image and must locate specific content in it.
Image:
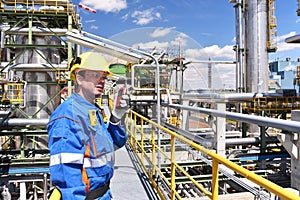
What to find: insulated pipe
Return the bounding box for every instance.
[257,0,269,92]
[8,63,66,71]
[165,122,278,147]
[0,111,10,117]
[246,0,258,93]
[0,24,9,48]
[246,0,268,93]
[1,29,4,48]
[4,63,66,83]
[226,136,278,146]
[66,31,142,63]
[1,27,68,36]
[183,92,257,102]
[285,34,300,43]
[165,103,300,133]
[1,118,49,127]
[164,122,213,148]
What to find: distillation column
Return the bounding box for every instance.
[245,0,269,93]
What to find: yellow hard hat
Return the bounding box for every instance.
[69,52,114,80]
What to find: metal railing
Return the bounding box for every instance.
[126,110,300,200]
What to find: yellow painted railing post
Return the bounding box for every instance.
[129,111,133,144]
[151,125,156,177]
[170,135,176,200]
[133,114,137,152]
[212,159,219,200]
[141,118,144,164]
[26,0,28,14]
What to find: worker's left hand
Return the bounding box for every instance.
[110,85,130,124]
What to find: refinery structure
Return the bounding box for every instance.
[0,0,300,200]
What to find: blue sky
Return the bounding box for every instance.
[73,0,300,89]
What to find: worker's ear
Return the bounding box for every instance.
[76,73,84,85]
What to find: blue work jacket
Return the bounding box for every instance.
[47,93,128,200]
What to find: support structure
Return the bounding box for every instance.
[0,1,79,198]
[278,110,300,191]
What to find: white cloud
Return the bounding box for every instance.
[131,8,162,25]
[121,13,129,22]
[185,45,235,60]
[277,32,296,42]
[131,34,188,51]
[150,27,176,38]
[81,0,127,13]
[277,42,300,52]
[275,32,300,53]
[85,19,96,23]
[155,12,161,19]
[170,34,188,47]
[132,40,170,49]
[90,25,98,30]
[284,64,297,71]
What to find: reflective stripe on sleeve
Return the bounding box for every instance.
[83,152,114,168]
[50,153,84,166]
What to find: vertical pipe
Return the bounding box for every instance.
[28,16,32,45]
[20,182,26,200]
[208,58,212,88]
[234,0,245,92]
[67,15,73,97]
[43,173,48,200]
[216,103,226,157]
[180,59,184,102]
[1,29,4,48]
[246,0,258,93]
[257,0,269,92]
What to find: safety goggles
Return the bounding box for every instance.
[77,70,107,80]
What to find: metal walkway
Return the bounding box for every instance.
[111,144,160,200]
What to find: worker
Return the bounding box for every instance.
[47,52,128,200]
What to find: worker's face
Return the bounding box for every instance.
[76,70,107,103]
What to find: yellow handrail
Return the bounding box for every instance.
[126,110,300,200]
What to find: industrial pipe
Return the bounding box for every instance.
[1,27,68,36]
[226,136,278,146]
[0,110,10,118]
[66,31,142,63]
[165,122,279,147]
[1,118,49,127]
[164,103,300,133]
[183,92,258,102]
